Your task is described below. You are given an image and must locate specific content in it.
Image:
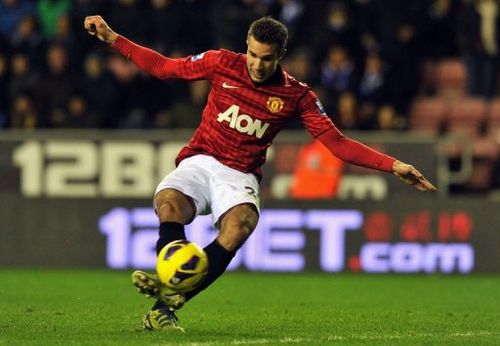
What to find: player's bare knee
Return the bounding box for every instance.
[155,189,194,223]
[157,200,180,221]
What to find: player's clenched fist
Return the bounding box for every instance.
[84,15,118,44]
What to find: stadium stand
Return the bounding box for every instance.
[446,97,488,138]
[466,137,499,191]
[487,98,500,138]
[408,97,447,134]
[434,59,467,99]
[0,0,499,193]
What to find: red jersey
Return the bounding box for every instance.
[113,36,395,179]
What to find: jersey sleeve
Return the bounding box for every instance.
[298,90,395,172]
[112,35,220,81]
[297,89,336,137]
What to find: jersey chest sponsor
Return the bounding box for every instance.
[217,104,270,139]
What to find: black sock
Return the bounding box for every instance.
[151,299,166,310]
[156,222,186,255]
[184,239,235,302]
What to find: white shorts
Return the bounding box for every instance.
[155,155,260,227]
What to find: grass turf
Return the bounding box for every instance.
[0,270,499,345]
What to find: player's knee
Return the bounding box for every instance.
[157,200,179,221]
[155,190,192,223]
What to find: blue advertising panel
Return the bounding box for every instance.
[1,197,497,273]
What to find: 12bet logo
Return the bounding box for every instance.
[99,208,474,274]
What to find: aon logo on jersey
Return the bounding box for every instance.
[217,105,270,139]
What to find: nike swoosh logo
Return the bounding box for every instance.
[222,82,240,89]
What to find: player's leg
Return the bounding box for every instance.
[182,158,261,302]
[154,188,195,253]
[133,188,195,296]
[184,203,259,302]
[133,188,196,331]
[133,157,211,331]
[152,155,210,255]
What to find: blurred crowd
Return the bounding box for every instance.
[0,0,499,131]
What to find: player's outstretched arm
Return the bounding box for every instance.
[315,127,436,192]
[392,160,437,192]
[84,15,118,44]
[83,15,213,81]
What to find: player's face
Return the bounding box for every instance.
[246,35,283,83]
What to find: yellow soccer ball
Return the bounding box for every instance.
[156,240,208,293]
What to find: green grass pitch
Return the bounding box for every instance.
[1,270,499,345]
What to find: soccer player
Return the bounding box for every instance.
[84,15,436,331]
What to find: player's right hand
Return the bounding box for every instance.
[84,15,118,44]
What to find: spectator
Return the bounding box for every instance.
[10,15,43,60]
[358,52,387,103]
[36,43,75,127]
[153,109,176,129]
[457,0,500,99]
[60,93,97,128]
[319,45,358,106]
[357,52,388,128]
[267,0,305,51]
[289,139,345,199]
[335,91,359,130]
[421,0,458,59]
[8,52,39,103]
[37,0,71,39]
[0,0,35,42]
[173,80,210,128]
[375,104,403,131]
[10,93,38,128]
[311,1,361,65]
[80,53,116,126]
[52,14,81,69]
[282,47,315,83]
[366,0,425,114]
[106,53,148,128]
[355,0,380,53]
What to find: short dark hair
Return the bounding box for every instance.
[248,17,288,54]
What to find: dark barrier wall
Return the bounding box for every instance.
[1,195,499,273]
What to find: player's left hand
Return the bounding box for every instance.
[392,160,437,192]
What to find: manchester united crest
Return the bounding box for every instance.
[266,96,284,113]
